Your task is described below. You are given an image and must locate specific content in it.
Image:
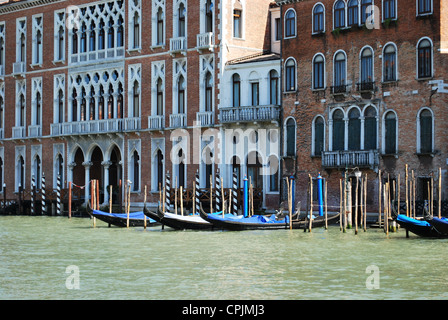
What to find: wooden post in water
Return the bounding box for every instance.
[68,181,72,219]
[92,180,96,228]
[439,167,442,219]
[144,185,147,229]
[431,173,434,218]
[174,176,178,215]
[309,174,313,232]
[343,173,347,232]
[378,170,382,228]
[412,172,416,219]
[180,186,184,216]
[210,175,213,214]
[221,177,225,218]
[126,182,131,228]
[340,179,343,231]
[364,174,367,232]
[324,179,328,230]
[96,179,100,211]
[355,176,359,235]
[288,177,292,230]
[192,181,196,215]
[405,164,409,217]
[397,174,401,215]
[109,185,113,214]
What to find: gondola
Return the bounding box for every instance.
[396,214,445,238]
[143,204,226,230]
[199,203,339,231]
[87,202,159,228]
[426,216,448,236]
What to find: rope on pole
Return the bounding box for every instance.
[31,175,35,215]
[215,169,221,213]
[232,170,238,215]
[165,171,171,213]
[195,170,200,214]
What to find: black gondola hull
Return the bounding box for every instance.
[144,205,214,230]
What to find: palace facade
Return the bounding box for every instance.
[0,0,281,211]
[277,0,448,213]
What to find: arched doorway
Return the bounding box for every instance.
[89,146,103,204]
[73,148,85,187]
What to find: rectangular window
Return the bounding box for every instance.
[383,0,396,19]
[251,82,259,106]
[233,10,242,38]
[275,18,281,41]
[418,0,432,14]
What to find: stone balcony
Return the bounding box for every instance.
[148,115,165,131]
[50,118,141,137]
[196,32,214,52]
[169,113,187,128]
[169,37,187,55]
[321,149,379,169]
[219,105,280,124]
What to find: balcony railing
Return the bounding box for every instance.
[12,61,25,75]
[28,125,42,138]
[219,105,280,124]
[322,149,379,169]
[148,115,165,131]
[12,126,26,139]
[50,119,125,136]
[169,37,187,54]
[357,81,375,92]
[124,117,141,131]
[196,111,214,127]
[70,47,125,65]
[169,113,187,128]
[196,32,214,51]
[330,84,348,94]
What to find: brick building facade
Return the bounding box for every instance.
[0,0,280,212]
[277,0,448,213]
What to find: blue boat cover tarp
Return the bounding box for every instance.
[93,209,156,223]
[206,213,287,224]
[397,214,430,227]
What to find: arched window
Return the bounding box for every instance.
[334,0,346,28]
[206,0,213,33]
[35,92,41,126]
[98,20,105,50]
[133,81,140,117]
[383,44,397,82]
[89,22,96,52]
[313,3,325,33]
[157,8,164,45]
[417,38,432,79]
[313,116,325,156]
[133,12,140,48]
[0,157,3,193]
[117,17,124,47]
[80,23,87,53]
[19,94,25,127]
[247,151,263,189]
[0,97,4,131]
[205,72,213,112]
[333,51,346,89]
[35,31,42,64]
[177,149,186,188]
[157,78,163,115]
[285,59,296,92]
[178,3,186,37]
[177,76,185,114]
[285,9,296,38]
[269,70,279,105]
[384,111,397,154]
[285,118,296,156]
[72,28,78,54]
[231,156,241,188]
[107,19,114,49]
[131,150,139,191]
[58,26,64,60]
[364,106,377,150]
[348,108,361,150]
[155,150,164,191]
[20,33,26,62]
[313,54,325,89]
[57,154,64,183]
[72,90,78,122]
[33,155,41,189]
[232,73,240,107]
[360,47,374,87]
[419,109,433,154]
[348,0,359,26]
[332,109,344,151]
[17,155,24,191]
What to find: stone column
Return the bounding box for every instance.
[82,161,92,203]
[102,160,112,205]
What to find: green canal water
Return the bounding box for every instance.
[0,216,447,300]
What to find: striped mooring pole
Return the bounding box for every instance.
[165,171,171,213]
[31,175,35,215]
[195,170,200,214]
[215,169,221,213]
[57,175,61,215]
[232,170,238,215]
[41,172,46,215]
